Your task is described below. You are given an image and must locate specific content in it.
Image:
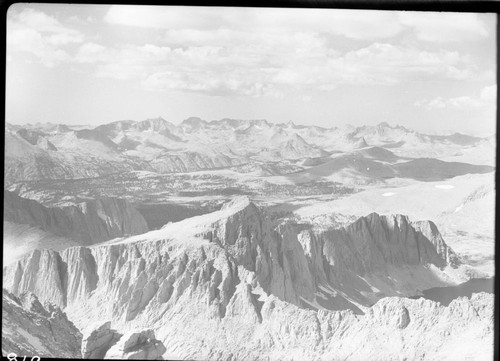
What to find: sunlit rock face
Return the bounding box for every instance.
[4,191,149,246]
[3,197,490,360]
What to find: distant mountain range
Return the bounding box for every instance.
[4,118,495,185]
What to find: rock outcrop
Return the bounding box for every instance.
[81,321,121,359]
[4,191,149,246]
[105,329,166,360]
[16,129,58,151]
[3,197,489,361]
[81,322,166,360]
[2,289,82,358]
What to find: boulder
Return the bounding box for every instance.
[81,321,120,359]
[105,329,166,360]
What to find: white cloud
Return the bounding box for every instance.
[10,6,489,97]
[415,85,496,110]
[398,12,489,42]
[7,27,72,66]
[73,36,479,98]
[142,71,283,97]
[94,6,491,97]
[14,8,74,33]
[105,6,491,43]
[337,43,473,83]
[480,85,496,102]
[105,5,223,30]
[75,42,109,63]
[105,6,405,40]
[447,96,482,108]
[7,8,84,66]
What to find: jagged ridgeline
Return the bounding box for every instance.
[3,196,492,360]
[5,119,495,186]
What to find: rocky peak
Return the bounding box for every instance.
[74,129,119,150]
[209,118,245,128]
[220,195,254,213]
[353,137,369,148]
[181,117,207,129]
[94,120,136,137]
[134,117,174,132]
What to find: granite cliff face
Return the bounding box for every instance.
[4,197,464,311]
[3,197,487,360]
[4,191,149,246]
[316,212,461,276]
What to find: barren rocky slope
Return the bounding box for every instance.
[3,197,491,360]
[2,290,82,358]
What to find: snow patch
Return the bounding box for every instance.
[383,192,396,197]
[435,185,455,189]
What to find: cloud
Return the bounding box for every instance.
[73,36,479,98]
[480,85,496,102]
[7,8,84,66]
[105,6,491,43]
[447,96,482,108]
[94,6,491,97]
[414,97,446,109]
[337,43,473,83]
[415,85,496,110]
[10,6,489,98]
[142,71,283,97]
[398,12,489,42]
[105,6,405,40]
[75,42,108,63]
[14,7,80,34]
[7,27,73,66]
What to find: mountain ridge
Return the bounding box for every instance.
[4,197,469,312]
[5,118,494,184]
[2,197,491,360]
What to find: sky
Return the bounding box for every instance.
[5,4,497,136]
